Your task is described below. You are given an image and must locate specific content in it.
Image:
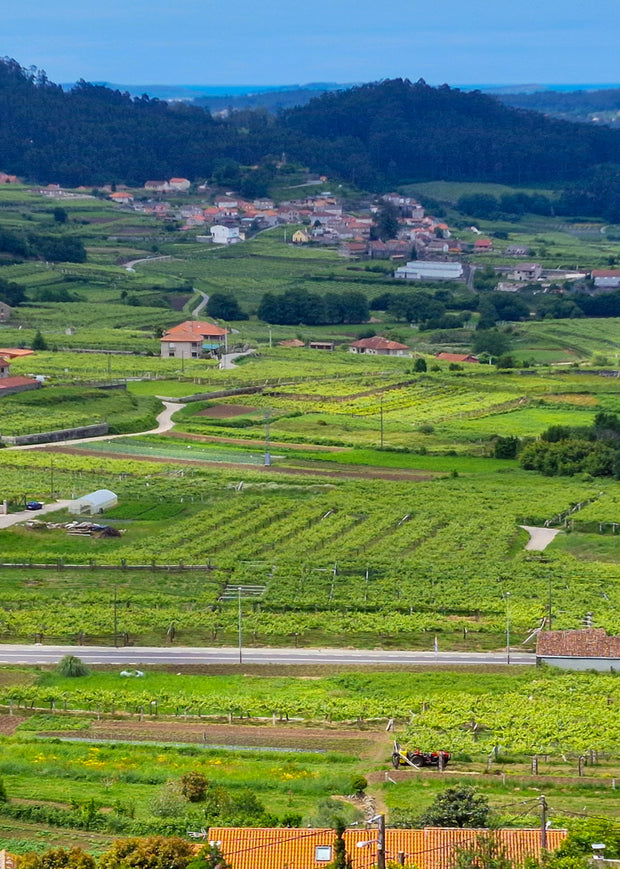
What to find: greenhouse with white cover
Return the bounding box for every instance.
[68,489,118,516]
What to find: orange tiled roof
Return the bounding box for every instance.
[162,320,228,340]
[0,376,40,390]
[351,336,409,351]
[0,348,34,359]
[209,827,567,869]
[436,352,479,363]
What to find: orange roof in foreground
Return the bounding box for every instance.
[210,827,566,869]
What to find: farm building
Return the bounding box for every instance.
[537,628,620,671]
[592,269,620,289]
[160,320,228,359]
[349,336,410,356]
[394,261,464,281]
[209,826,566,869]
[68,489,118,516]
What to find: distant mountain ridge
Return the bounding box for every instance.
[58,81,620,118]
[2,59,620,189]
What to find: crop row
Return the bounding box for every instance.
[2,669,620,752]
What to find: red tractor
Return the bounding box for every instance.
[391,741,450,770]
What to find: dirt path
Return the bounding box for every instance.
[520,525,562,551]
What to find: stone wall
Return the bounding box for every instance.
[2,423,108,446]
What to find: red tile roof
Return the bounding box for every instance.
[161,320,228,342]
[435,353,479,363]
[0,376,40,391]
[0,348,34,359]
[537,628,620,658]
[209,827,566,869]
[592,270,620,277]
[350,336,409,351]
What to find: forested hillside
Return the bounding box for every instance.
[2,58,620,190]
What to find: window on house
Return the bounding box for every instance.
[315,846,332,862]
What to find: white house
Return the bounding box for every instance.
[210,225,242,245]
[395,261,464,281]
[349,336,410,356]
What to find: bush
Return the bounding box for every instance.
[56,655,89,677]
[350,774,368,796]
[180,771,209,803]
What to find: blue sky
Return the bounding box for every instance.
[5,0,620,86]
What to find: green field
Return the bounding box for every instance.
[3,665,620,852]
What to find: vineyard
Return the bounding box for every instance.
[0,387,160,436]
[0,443,619,646]
[2,667,619,753]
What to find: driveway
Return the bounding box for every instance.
[0,500,72,529]
[520,525,561,551]
[13,401,184,451]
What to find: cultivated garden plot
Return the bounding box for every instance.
[4,666,620,851]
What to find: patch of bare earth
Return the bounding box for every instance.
[42,719,377,755]
[40,446,435,481]
[0,714,21,735]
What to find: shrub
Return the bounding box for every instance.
[350,774,368,796]
[180,771,209,803]
[56,655,89,677]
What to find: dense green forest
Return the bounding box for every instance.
[498,87,620,126]
[2,59,620,191]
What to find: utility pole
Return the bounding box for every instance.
[548,575,552,630]
[264,409,271,467]
[380,395,384,449]
[539,795,548,850]
[113,585,118,648]
[506,591,511,665]
[238,586,242,665]
[376,814,386,869]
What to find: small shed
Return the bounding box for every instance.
[68,489,118,516]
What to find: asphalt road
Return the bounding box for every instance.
[0,500,72,529]
[0,644,535,667]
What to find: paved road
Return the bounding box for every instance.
[13,401,183,452]
[190,288,209,317]
[0,644,535,667]
[520,525,561,551]
[0,500,72,529]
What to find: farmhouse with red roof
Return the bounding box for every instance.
[160,320,228,359]
[350,336,410,356]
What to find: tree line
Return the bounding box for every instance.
[520,412,620,478]
[3,59,620,196]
